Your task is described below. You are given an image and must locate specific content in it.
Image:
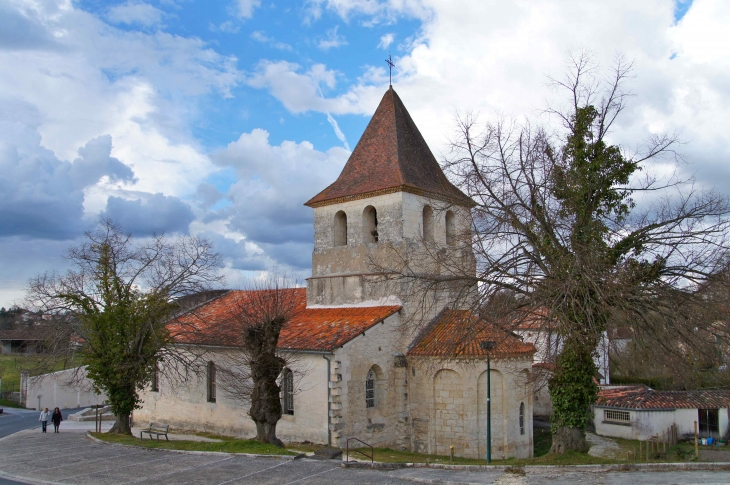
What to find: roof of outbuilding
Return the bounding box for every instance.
[596,385,730,409]
[407,309,536,359]
[0,329,48,341]
[305,87,472,208]
[170,289,401,352]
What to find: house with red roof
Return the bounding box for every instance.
[136,87,536,459]
[593,385,730,441]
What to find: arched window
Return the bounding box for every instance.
[365,369,376,408]
[281,368,294,415]
[206,361,216,403]
[445,210,456,245]
[363,206,378,243]
[334,211,347,246]
[519,402,525,435]
[422,205,434,242]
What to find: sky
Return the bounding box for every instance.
[1,0,729,307]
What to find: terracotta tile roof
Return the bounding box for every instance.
[170,289,401,352]
[407,309,536,359]
[305,88,472,208]
[596,385,730,409]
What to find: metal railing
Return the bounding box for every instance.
[346,437,374,464]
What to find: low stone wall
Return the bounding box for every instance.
[23,367,107,410]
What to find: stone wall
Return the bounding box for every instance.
[24,367,107,411]
[135,350,330,444]
[408,357,534,459]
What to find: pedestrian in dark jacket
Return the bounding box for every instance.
[51,407,63,433]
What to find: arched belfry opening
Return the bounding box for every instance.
[445,210,456,245]
[423,205,434,242]
[334,211,347,246]
[363,206,378,243]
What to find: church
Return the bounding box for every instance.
[136,87,536,460]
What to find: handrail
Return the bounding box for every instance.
[346,437,374,464]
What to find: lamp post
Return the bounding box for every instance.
[481,341,497,463]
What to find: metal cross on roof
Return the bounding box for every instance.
[385,54,395,86]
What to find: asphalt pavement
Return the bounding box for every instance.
[0,429,729,485]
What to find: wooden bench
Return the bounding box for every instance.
[140,422,169,441]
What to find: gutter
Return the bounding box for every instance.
[322,355,332,447]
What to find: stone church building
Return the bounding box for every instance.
[136,88,536,459]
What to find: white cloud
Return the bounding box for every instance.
[235,0,261,19]
[317,25,347,50]
[305,0,432,24]
[107,1,165,27]
[211,20,240,33]
[250,31,293,50]
[378,32,394,49]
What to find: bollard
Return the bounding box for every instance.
[695,421,699,457]
[639,441,642,460]
[450,445,454,464]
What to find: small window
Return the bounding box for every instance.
[151,362,159,392]
[363,206,378,243]
[281,368,294,416]
[604,409,630,423]
[365,369,376,408]
[519,402,525,435]
[334,211,347,246]
[206,361,216,403]
[445,210,456,245]
[422,205,434,242]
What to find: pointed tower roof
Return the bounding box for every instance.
[305,88,472,208]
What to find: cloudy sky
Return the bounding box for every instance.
[1,0,728,307]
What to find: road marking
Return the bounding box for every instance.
[214,459,293,485]
[60,454,172,479]
[119,455,234,484]
[0,443,98,461]
[281,466,338,485]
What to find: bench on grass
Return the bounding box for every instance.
[140,422,169,441]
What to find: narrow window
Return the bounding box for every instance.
[334,211,347,246]
[422,205,434,242]
[519,402,525,435]
[445,210,455,245]
[365,369,376,408]
[363,206,378,243]
[281,368,294,416]
[206,361,216,403]
[151,362,159,392]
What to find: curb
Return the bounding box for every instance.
[341,460,730,472]
[85,431,305,460]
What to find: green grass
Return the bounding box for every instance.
[0,398,25,409]
[90,432,297,455]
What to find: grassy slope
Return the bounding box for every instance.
[0,355,77,393]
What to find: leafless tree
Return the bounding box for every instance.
[203,275,304,447]
[377,52,730,452]
[25,219,223,434]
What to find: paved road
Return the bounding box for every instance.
[0,430,729,485]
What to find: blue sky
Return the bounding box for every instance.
[3,0,730,307]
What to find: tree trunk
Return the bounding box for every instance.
[255,420,284,447]
[108,413,131,434]
[549,426,589,454]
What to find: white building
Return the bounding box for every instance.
[593,385,730,441]
[136,87,537,459]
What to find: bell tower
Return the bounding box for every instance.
[304,88,475,314]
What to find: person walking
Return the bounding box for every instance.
[38,408,49,433]
[51,407,63,433]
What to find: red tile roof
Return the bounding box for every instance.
[407,309,536,359]
[597,385,730,409]
[170,289,401,352]
[305,88,472,208]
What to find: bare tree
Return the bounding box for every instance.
[26,219,223,434]
[381,53,730,452]
[207,276,303,447]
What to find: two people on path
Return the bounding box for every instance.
[38,408,49,433]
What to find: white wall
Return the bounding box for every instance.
[135,350,330,444]
[594,407,730,441]
[24,367,107,411]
